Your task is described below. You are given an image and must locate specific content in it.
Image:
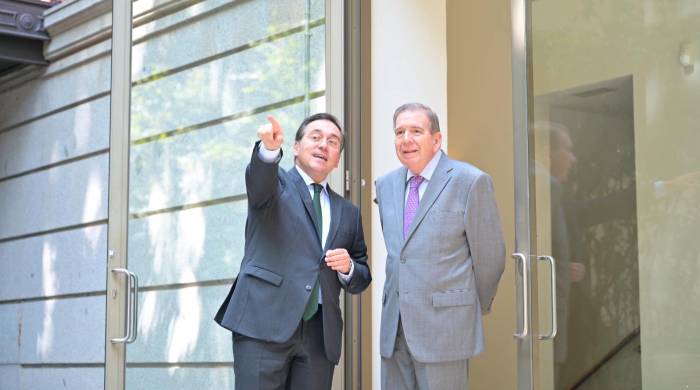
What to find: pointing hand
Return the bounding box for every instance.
[257,115,284,150]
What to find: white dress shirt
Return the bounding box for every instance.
[405,150,443,204]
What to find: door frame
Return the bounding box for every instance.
[510,0,535,389]
[104,0,349,389]
[104,0,133,389]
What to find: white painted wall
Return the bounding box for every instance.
[371,1,448,388]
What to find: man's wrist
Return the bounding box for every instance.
[338,260,354,281]
[258,144,281,162]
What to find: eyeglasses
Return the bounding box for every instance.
[305,132,342,149]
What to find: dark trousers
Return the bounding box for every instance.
[232,308,334,390]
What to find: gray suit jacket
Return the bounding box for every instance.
[215,142,371,364]
[376,152,505,363]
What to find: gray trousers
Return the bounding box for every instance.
[382,318,469,390]
[232,308,334,390]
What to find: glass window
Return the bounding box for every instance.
[124,1,326,387]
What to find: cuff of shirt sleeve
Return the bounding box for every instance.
[337,260,354,282]
[258,145,281,163]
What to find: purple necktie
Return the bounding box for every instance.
[404,175,425,238]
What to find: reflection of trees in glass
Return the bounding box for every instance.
[638,168,700,351]
[568,132,639,332]
[122,1,327,371]
[562,116,640,383]
[129,24,325,211]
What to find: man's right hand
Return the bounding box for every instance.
[257,115,284,150]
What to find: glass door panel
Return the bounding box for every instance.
[527,1,700,389]
[122,0,327,388]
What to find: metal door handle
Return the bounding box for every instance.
[537,255,557,340]
[512,253,529,338]
[111,268,139,344]
[127,270,139,343]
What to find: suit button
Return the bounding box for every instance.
[305,285,312,291]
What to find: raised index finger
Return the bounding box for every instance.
[267,115,282,134]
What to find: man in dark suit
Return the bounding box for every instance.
[215,113,371,390]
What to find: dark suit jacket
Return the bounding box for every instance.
[215,142,371,364]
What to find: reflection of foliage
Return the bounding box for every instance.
[258,21,324,105]
[569,142,640,334]
[123,0,328,369]
[128,8,325,212]
[638,180,700,350]
[559,114,641,386]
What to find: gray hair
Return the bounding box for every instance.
[393,103,441,133]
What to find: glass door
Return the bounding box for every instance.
[107,0,344,388]
[514,0,700,389]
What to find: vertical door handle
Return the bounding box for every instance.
[512,253,529,338]
[537,255,557,340]
[127,270,139,343]
[111,268,139,344]
[111,268,132,343]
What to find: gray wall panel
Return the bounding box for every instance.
[0,0,113,378]
[20,296,105,363]
[0,97,110,179]
[0,56,110,131]
[46,11,112,60]
[0,225,107,301]
[0,154,108,239]
[0,305,20,363]
[21,367,104,390]
[0,365,20,390]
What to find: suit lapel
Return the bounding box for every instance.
[324,186,344,252]
[403,153,453,246]
[289,167,321,246]
[393,167,408,241]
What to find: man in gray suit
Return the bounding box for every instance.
[375,103,505,389]
[215,113,371,389]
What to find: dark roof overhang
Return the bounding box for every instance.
[0,0,53,73]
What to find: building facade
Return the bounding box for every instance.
[0,0,698,389]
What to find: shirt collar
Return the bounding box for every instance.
[406,150,443,183]
[296,165,328,192]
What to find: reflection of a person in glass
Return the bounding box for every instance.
[536,121,700,389]
[533,122,585,388]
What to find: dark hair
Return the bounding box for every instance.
[393,102,441,134]
[295,112,345,151]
